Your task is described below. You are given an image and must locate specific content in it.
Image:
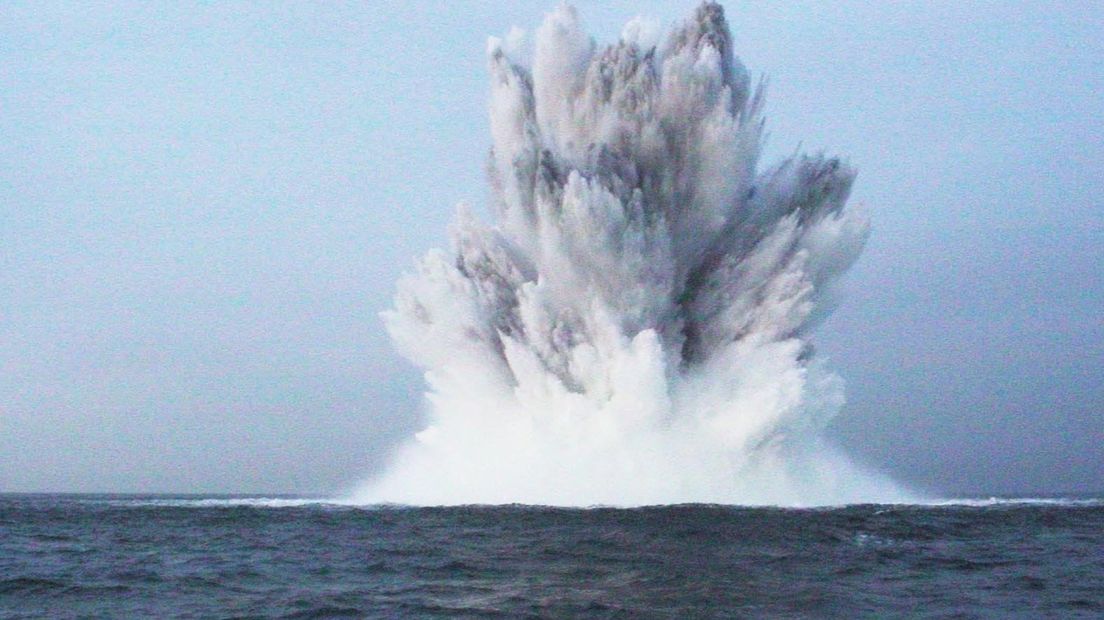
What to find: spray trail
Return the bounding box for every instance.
[355,3,909,506]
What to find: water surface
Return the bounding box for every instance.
[2,494,1101,618]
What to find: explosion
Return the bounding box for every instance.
[355,3,907,506]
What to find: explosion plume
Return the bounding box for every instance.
[355,3,908,506]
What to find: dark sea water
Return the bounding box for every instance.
[1,495,1102,619]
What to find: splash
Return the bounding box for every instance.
[354,3,909,506]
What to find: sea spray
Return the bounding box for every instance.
[355,2,909,506]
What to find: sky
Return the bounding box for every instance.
[1,1,1101,496]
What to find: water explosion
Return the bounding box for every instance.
[355,3,908,506]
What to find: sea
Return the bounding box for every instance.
[1,494,1101,618]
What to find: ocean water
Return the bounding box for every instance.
[1,495,1101,618]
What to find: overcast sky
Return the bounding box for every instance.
[2,1,1101,496]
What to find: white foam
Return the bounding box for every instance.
[921,497,1104,508]
[95,497,336,509]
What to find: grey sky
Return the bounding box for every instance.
[1,1,1100,495]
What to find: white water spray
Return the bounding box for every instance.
[354,3,909,506]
